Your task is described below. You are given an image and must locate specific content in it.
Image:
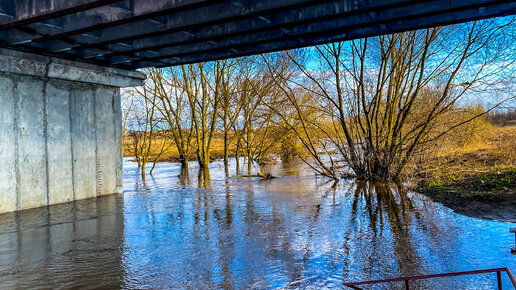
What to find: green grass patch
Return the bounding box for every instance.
[417,165,515,206]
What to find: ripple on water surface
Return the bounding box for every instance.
[0,158,514,289]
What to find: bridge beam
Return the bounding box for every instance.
[0,48,144,214]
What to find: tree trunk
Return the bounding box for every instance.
[179,164,190,186]
[224,130,229,175]
[141,164,146,181]
[235,139,241,174]
[247,152,252,175]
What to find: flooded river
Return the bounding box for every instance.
[0,159,514,289]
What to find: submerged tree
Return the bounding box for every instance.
[235,57,281,173]
[161,61,225,170]
[270,18,515,182]
[217,58,242,174]
[147,67,194,170]
[124,86,170,178]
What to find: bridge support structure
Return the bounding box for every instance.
[0,48,144,214]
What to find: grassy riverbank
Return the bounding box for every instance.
[417,166,515,205]
[414,125,516,212]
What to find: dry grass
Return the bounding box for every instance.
[412,125,516,182]
[123,131,279,162]
[413,125,516,206]
[123,135,234,162]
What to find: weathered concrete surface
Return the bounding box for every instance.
[0,49,144,214]
[70,86,97,201]
[0,48,143,87]
[113,90,124,194]
[46,82,74,205]
[16,78,47,210]
[0,76,16,214]
[95,87,118,196]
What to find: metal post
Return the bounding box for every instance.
[511,228,516,254]
[405,280,410,290]
[497,271,502,290]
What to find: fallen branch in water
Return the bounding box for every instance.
[232,173,276,179]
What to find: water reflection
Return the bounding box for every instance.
[0,195,124,289]
[0,159,514,289]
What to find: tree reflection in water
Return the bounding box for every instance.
[0,159,513,289]
[123,159,510,289]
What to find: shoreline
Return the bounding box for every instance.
[415,167,516,223]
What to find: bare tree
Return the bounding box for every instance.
[230,56,284,174]
[147,67,194,170]
[267,18,516,182]
[168,62,224,169]
[217,58,243,174]
[125,86,171,178]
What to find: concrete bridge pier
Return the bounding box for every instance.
[0,49,145,214]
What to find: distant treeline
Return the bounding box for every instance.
[488,109,516,126]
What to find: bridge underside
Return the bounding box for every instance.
[0,0,515,69]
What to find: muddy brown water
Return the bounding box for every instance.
[0,158,514,289]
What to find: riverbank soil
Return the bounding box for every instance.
[414,125,516,222]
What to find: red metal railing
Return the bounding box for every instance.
[344,268,516,290]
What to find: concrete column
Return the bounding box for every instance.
[0,49,144,214]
